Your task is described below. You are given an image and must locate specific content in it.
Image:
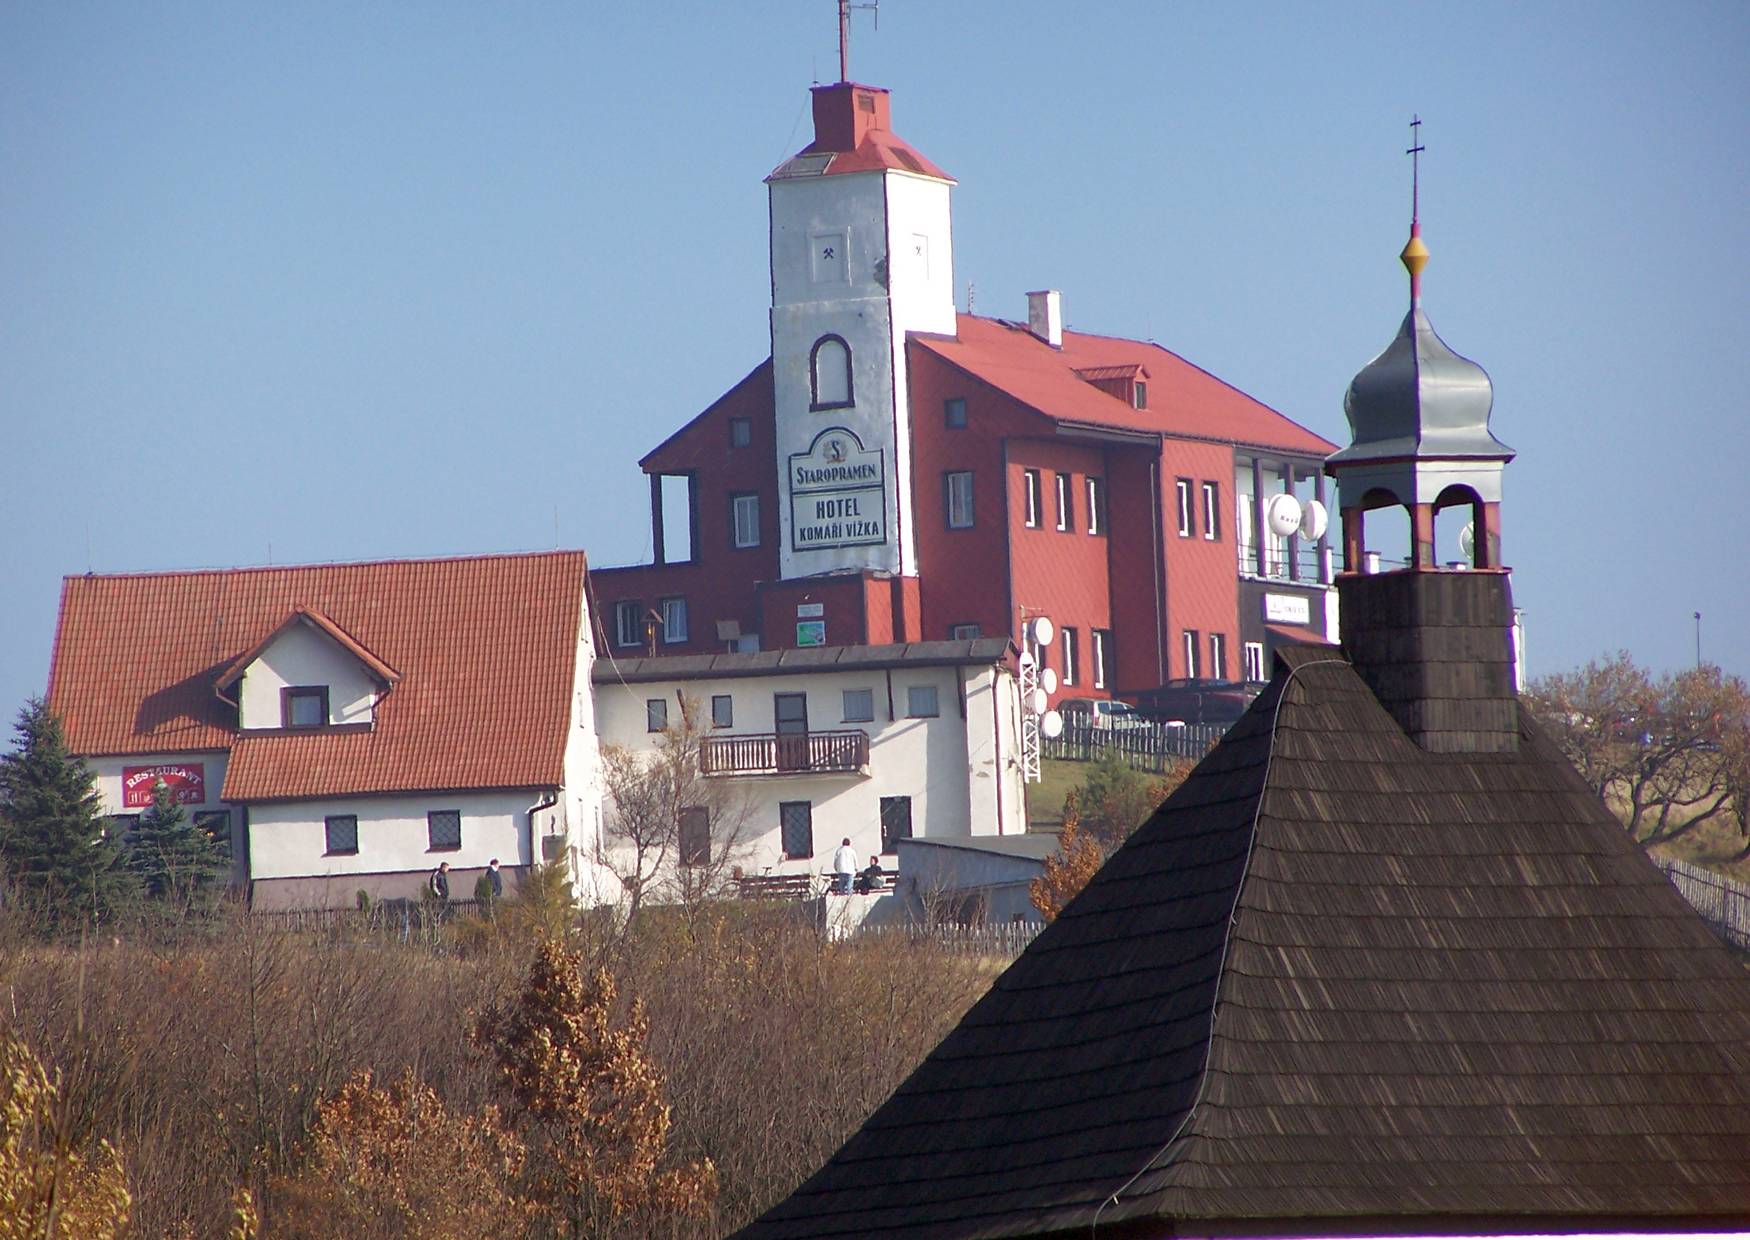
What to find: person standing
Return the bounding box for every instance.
[831,838,857,895]
[486,858,503,900]
[428,861,450,903]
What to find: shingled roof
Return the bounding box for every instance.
[736,641,1750,1238]
[47,551,588,801]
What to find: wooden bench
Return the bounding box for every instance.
[734,873,818,901]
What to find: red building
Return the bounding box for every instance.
[591,77,1337,706]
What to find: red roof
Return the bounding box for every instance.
[769,82,953,182]
[916,315,1337,456]
[47,551,587,801]
[215,606,400,691]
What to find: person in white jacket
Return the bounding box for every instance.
[831,838,857,895]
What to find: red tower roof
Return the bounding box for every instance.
[768,82,953,182]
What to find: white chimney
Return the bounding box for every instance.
[1026,290,1063,348]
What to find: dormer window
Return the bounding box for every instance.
[1133,380,1148,409]
[282,685,329,729]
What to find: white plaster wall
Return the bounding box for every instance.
[86,751,246,883]
[561,582,619,906]
[595,662,1022,883]
[960,665,1026,839]
[247,790,535,882]
[769,169,955,580]
[237,622,379,728]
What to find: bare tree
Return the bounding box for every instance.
[1526,653,1750,850]
[597,696,757,933]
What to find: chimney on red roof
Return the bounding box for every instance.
[811,83,891,153]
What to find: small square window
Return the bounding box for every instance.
[427,810,461,851]
[661,597,688,644]
[842,688,874,723]
[780,801,814,860]
[613,601,642,648]
[944,397,967,429]
[679,807,710,867]
[950,623,981,640]
[945,471,974,529]
[729,417,752,449]
[282,685,328,729]
[646,698,668,732]
[325,814,359,856]
[711,694,733,728]
[906,685,939,718]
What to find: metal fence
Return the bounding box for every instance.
[853,920,1043,958]
[1043,720,1225,772]
[1656,857,1750,952]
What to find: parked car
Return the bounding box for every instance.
[1057,697,1152,731]
[1131,679,1261,726]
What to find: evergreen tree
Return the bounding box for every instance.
[0,698,135,930]
[125,778,229,917]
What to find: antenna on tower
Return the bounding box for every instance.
[837,0,879,83]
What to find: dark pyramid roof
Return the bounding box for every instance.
[735,644,1750,1239]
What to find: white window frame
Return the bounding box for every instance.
[1093,629,1110,690]
[946,471,974,529]
[646,699,668,732]
[1055,473,1071,531]
[1182,629,1200,679]
[660,597,688,644]
[1244,641,1266,683]
[710,694,733,728]
[613,601,642,648]
[1061,628,1077,687]
[1209,632,1227,681]
[1086,477,1105,535]
[1202,481,1220,541]
[1023,470,1040,528]
[1176,478,1193,537]
[732,493,760,549]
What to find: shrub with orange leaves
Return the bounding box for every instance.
[474,939,717,1236]
[1029,793,1105,923]
[268,1069,530,1240]
[0,1032,130,1240]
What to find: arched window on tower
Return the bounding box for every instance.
[810,335,853,410]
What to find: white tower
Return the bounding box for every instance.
[767,82,957,581]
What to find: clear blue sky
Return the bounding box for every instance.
[3,1,1746,729]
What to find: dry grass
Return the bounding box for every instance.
[0,903,993,1237]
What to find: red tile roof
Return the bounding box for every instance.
[916,315,1337,456]
[48,551,587,802]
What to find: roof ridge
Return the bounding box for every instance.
[61,547,586,585]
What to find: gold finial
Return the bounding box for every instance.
[1403,115,1427,299]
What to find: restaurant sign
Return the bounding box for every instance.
[788,428,886,552]
[122,763,206,808]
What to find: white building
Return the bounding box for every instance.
[591,639,1027,887]
[47,551,608,910]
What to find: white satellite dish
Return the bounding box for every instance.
[1459,522,1475,559]
[1298,498,1328,542]
[1030,688,1050,715]
[1030,616,1055,647]
[1039,667,1059,695]
[1265,492,1303,539]
[1040,709,1064,739]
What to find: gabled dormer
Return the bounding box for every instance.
[1073,362,1150,410]
[216,607,399,732]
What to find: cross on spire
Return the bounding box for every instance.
[1407,114,1425,227]
[1401,115,1430,301]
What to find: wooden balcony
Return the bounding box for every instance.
[700,730,870,778]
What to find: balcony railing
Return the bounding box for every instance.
[700,730,871,777]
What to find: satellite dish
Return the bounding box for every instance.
[1030,688,1049,715]
[1039,667,1059,695]
[1265,493,1303,539]
[1040,709,1064,739]
[1030,616,1055,647]
[1459,522,1475,559]
[1298,498,1328,541]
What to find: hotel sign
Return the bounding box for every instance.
[788,428,887,552]
[1263,593,1312,625]
[122,763,206,808]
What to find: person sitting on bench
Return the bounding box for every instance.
[854,856,885,894]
